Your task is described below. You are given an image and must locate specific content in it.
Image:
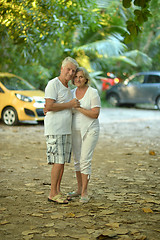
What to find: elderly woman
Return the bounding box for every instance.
[68,67,101,203]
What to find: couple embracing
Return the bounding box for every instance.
[44,57,101,204]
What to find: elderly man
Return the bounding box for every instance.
[44,57,80,204]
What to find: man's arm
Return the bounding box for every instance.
[44,98,80,113]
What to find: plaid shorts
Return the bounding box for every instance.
[46,135,72,164]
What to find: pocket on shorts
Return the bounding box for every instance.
[47,137,57,155]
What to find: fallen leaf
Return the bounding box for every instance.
[42,229,58,237]
[149,150,156,155]
[79,237,91,240]
[0,220,10,225]
[101,229,117,237]
[25,183,36,187]
[51,213,64,219]
[86,229,95,234]
[75,213,88,218]
[65,212,75,218]
[115,228,129,235]
[45,223,54,227]
[35,191,44,195]
[130,230,140,235]
[0,207,6,211]
[22,230,41,236]
[118,236,132,240]
[142,207,153,213]
[105,222,120,228]
[134,234,147,240]
[31,213,44,217]
[23,235,34,240]
[99,209,114,215]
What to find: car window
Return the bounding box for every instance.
[146,75,160,83]
[0,87,4,93]
[131,75,144,84]
[0,77,35,90]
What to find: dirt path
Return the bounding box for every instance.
[0,108,160,240]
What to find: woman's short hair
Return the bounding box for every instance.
[72,67,90,85]
[62,57,79,68]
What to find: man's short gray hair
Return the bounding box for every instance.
[62,56,79,68]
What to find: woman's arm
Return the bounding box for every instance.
[77,107,100,119]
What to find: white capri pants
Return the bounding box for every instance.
[72,127,99,176]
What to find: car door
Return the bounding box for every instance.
[120,74,145,103]
[0,83,6,114]
[141,75,160,103]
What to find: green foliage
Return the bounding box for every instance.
[0,0,100,88]
[0,0,159,91]
[122,0,152,43]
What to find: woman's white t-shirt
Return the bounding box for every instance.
[72,86,101,138]
[44,77,72,136]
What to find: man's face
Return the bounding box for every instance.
[61,62,77,82]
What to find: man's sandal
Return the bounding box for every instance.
[59,192,72,201]
[48,194,68,204]
[67,191,81,198]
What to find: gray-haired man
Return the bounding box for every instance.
[44,57,80,204]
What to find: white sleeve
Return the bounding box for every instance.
[45,80,57,100]
[71,88,77,99]
[90,88,101,108]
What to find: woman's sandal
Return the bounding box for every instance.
[79,196,90,203]
[48,194,68,204]
[67,191,81,198]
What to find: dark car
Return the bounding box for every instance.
[106,71,160,110]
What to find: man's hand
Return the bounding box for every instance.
[69,98,80,108]
[43,98,80,114]
[43,104,47,115]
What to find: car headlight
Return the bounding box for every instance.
[15,93,33,102]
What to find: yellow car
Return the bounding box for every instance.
[0,72,45,126]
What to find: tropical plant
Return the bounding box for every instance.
[72,0,153,82]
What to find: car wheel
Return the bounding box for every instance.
[37,120,44,125]
[107,93,120,107]
[2,107,19,126]
[156,96,160,110]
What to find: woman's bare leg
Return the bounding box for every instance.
[75,171,82,194]
[81,173,89,197]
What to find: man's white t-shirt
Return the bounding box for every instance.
[44,77,72,136]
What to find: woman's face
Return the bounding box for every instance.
[74,71,87,88]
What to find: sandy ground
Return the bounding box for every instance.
[0,107,160,240]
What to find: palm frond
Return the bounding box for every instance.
[108,56,137,67]
[74,35,127,57]
[89,71,103,93]
[124,50,152,66]
[96,0,119,9]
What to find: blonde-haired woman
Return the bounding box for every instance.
[68,67,101,203]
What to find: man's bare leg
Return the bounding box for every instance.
[57,164,64,194]
[49,163,64,198]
